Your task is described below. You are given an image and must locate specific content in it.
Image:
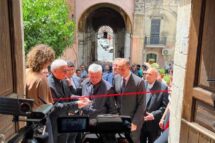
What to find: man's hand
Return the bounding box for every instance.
[144,112,155,121]
[131,123,137,131]
[77,97,91,108]
[65,76,72,86]
[159,119,164,129]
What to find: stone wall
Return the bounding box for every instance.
[169,0,191,142]
[75,0,134,25]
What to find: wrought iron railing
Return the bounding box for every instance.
[145,36,167,45]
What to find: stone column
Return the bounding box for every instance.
[112,33,116,59]
[124,32,131,59]
[90,30,96,62]
[115,30,125,58]
[131,0,145,64]
[169,1,191,143]
[86,31,91,64]
[78,32,84,65]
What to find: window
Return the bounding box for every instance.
[146,53,157,64]
[150,19,161,44]
[103,32,107,38]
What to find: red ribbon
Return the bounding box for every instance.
[53,90,171,102]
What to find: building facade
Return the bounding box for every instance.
[1,0,215,143]
[144,0,177,67]
[63,0,178,68]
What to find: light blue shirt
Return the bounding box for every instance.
[102,71,113,85]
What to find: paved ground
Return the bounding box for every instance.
[97,40,113,62]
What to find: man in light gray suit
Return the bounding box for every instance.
[140,68,169,143]
[113,58,146,143]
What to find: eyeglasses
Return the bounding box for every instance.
[55,68,67,73]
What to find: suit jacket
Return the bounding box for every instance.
[48,74,75,100]
[48,74,78,143]
[114,73,146,127]
[144,80,169,131]
[82,78,117,118]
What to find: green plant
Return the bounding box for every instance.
[23,0,75,57]
[159,68,166,75]
[163,74,172,85]
[151,63,160,69]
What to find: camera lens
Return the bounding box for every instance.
[20,102,31,113]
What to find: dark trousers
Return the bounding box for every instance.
[130,125,142,143]
[140,125,161,143]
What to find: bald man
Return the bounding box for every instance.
[140,68,169,143]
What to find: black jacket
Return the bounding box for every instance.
[143,80,169,131]
[82,78,117,118]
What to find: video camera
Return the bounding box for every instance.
[57,114,133,143]
[0,96,54,143]
[0,97,133,143]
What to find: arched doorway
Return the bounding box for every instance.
[97,25,114,62]
[78,3,132,65]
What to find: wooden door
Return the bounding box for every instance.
[0,0,25,140]
[181,0,215,142]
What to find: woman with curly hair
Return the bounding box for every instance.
[26,44,55,109]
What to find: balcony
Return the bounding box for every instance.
[145,36,167,48]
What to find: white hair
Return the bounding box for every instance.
[50,59,67,72]
[88,63,102,73]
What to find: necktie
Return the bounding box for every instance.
[146,84,152,107]
[121,78,126,93]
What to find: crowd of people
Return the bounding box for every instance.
[25,44,172,143]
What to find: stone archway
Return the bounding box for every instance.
[78,3,132,65]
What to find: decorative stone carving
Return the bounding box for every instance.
[135,0,145,14]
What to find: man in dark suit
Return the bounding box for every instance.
[140,68,169,143]
[81,63,117,118]
[48,59,90,143]
[113,58,146,143]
